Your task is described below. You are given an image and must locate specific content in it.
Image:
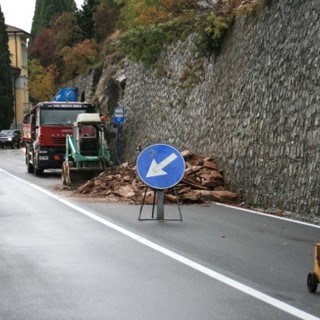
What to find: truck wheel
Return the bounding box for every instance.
[62,161,71,185]
[26,148,34,173]
[27,162,34,173]
[26,152,34,173]
[34,167,43,176]
[307,273,318,293]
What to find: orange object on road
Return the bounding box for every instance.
[307,241,320,293]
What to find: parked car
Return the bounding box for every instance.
[0,129,21,149]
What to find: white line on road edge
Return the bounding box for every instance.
[215,202,320,229]
[2,169,319,320]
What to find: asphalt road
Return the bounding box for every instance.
[0,148,319,320]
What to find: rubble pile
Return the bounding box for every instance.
[75,150,239,205]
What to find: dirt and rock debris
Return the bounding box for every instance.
[58,150,240,205]
[53,150,320,226]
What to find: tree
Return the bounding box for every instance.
[28,59,57,102]
[51,12,84,53]
[31,0,77,39]
[93,0,120,42]
[77,0,101,40]
[30,12,84,68]
[0,6,14,130]
[60,39,100,81]
[28,28,56,67]
[29,6,84,87]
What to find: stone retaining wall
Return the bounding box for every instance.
[73,0,320,216]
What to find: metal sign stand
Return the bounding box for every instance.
[138,187,183,221]
[136,144,185,222]
[113,106,124,165]
[115,123,121,165]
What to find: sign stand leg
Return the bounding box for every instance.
[156,190,164,220]
[138,187,182,222]
[115,124,121,165]
[173,188,183,221]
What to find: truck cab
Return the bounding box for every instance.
[23,101,95,175]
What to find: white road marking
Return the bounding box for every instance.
[216,202,320,229]
[2,168,319,320]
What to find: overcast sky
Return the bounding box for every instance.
[1,0,84,33]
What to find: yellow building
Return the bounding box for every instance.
[6,25,31,130]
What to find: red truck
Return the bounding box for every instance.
[23,101,96,175]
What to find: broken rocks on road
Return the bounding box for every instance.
[70,150,240,205]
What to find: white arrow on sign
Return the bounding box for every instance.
[146,153,178,178]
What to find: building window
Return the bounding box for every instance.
[21,43,27,67]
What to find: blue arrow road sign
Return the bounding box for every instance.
[136,144,185,190]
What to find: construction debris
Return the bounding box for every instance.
[73,150,239,205]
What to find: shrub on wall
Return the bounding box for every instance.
[118,6,232,67]
[118,17,192,67]
[195,12,230,55]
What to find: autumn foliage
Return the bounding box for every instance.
[28,0,261,102]
[28,60,57,102]
[60,39,100,82]
[29,28,56,67]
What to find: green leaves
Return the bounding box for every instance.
[28,0,245,88]
[28,59,57,102]
[194,11,230,56]
[119,25,164,66]
[31,0,77,38]
[118,18,192,67]
[60,39,100,81]
[204,12,230,50]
